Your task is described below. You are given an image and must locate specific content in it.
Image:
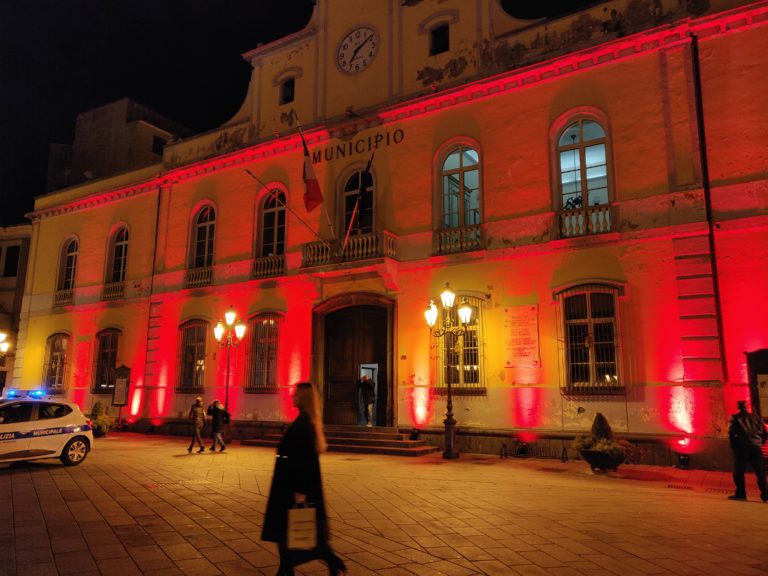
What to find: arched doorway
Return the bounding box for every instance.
[313,294,393,426]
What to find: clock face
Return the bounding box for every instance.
[336,26,379,74]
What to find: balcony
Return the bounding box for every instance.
[301,231,397,268]
[185,266,213,288]
[102,281,125,301]
[53,289,73,307]
[559,204,613,238]
[252,254,286,279]
[435,224,483,255]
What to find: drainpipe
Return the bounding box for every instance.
[689,32,728,383]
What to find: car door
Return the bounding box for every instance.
[0,402,34,461]
[31,402,73,456]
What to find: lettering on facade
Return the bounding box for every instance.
[311,129,405,164]
[504,305,541,367]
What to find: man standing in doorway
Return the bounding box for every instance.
[357,375,376,428]
[727,400,768,502]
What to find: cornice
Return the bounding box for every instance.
[33,2,768,221]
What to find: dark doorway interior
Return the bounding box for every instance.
[323,305,388,425]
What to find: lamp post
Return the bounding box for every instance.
[425,283,472,460]
[213,306,246,410]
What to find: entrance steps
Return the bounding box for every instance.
[241,425,439,457]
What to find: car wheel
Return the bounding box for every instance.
[60,437,89,466]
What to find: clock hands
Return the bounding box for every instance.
[350,34,373,62]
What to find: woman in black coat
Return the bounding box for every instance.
[261,382,346,576]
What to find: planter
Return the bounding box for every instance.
[579,448,623,472]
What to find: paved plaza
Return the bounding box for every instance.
[0,433,765,576]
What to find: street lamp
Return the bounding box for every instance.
[0,332,9,357]
[425,282,472,459]
[213,306,246,410]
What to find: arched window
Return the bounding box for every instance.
[58,239,78,290]
[191,206,215,268]
[107,227,129,283]
[44,333,70,393]
[342,170,374,236]
[93,329,120,393]
[557,120,608,210]
[556,284,622,394]
[260,192,286,257]
[245,313,282,392]
[430,295,485,395]
[177,320,208,390]
[441,145,480,230]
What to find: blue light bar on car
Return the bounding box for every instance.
[28,390,45,399]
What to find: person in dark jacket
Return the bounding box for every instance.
[207,399,229,452]
[727,400,768,502]
[357,375,375,427]
[187,396,207,453]
[261,382,346,576]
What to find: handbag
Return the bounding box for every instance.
[286,503,317,550]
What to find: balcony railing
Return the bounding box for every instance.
[53,289,74,307]
[252,254,286,279]
[435,224,483,255]
[301,231,397,268]
[185,266,213,288]
[102,281,125,301]
[559,204,613,238]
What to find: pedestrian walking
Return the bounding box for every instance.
[261,382,347,576]
[357,374,375,427]
[207,399,229,452]
[727,399,768,502]
[187,396,206,453]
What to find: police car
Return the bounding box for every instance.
[0,390,93,466]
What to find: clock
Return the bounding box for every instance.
[336,26,379,74]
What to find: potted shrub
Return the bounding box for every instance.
[573,413,639,472]
[90,401,115,438]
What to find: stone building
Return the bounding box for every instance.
[14,0,768,467]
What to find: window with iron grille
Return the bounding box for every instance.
[261,192,286,257]
[430,296,485,395]
[557,120,608,211]
[557,284,622,394]
[93,329,120,392]
[108,227,129,283]
[177,320,208,390]
[192,206,215,268]
[245,313,281,392]
[441,146,480,229]
[44,333,70,393]
[59,239,78,290]
[343,170,374,235]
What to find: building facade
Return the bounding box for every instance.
[0,224,31,393]
[14,0,768,467]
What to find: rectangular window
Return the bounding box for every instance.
[3,245,20,277]
[178,322,207,390]
[44,334,70,393]
[431,296,485,396]
[280,78,295,105]
[152,135,167,155]
[560,285,622,394]
[246,314,281,392]
[430,24,450,56]
[94,331,120,392]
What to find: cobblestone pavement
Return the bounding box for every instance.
[0,433,766,576]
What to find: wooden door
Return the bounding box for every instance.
[323,305,388,425]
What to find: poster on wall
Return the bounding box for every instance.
[112,365,130,407]
[504,305,541,367]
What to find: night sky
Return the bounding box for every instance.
[0,0,586,226]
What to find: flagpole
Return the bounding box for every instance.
[244,170,331,249]
[294,112,337,241]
